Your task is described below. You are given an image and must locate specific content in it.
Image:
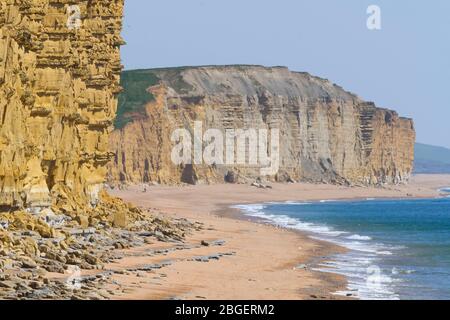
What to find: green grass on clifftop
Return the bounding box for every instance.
[115,70,160,129]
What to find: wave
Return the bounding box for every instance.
[439,187,450,193]
[346,234,372,241]
[233,202,402,300]
[232,204,267,215]
[233,204,347,236]
[283,201,312,205]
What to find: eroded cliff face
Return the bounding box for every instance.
[0,2,190,298]
[0,0,124,213]
[110,66,415,186]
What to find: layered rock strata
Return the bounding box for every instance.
[0,1,195,299]
[0,0,124,213]
[110,66,415,186]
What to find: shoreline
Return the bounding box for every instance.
[213,204,351,295]
[106,174,450,300]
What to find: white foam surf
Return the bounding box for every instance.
[439,187,450,193]
[232,202,402,300]
[346,234,372,241]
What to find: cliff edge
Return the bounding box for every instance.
[0,0,123,213]
[109,65,415,186]
[0,2,188,300]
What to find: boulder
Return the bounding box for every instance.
[113,211,128,228]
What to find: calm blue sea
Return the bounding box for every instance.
[234,192,450,300]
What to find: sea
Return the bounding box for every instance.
[233,189,450,300]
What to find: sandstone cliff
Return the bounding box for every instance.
[0,0,124,213]
[0,2,190,299]
[110,66,415,186]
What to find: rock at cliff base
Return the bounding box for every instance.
[113,211,128,228]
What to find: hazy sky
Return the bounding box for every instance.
[121,0,450,148]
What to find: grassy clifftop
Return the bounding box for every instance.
[115,70,160,129]
[115,65,356,129]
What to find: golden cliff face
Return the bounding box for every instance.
[0,0,124,213]
[109,66,415,186]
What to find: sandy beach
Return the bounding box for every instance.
[105,174,450,300]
